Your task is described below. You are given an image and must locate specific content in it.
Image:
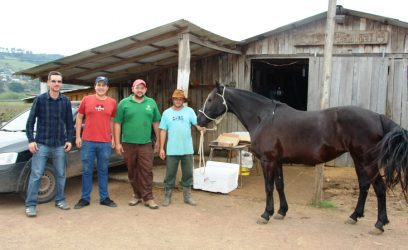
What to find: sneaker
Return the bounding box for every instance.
[25,206,37,217]
[74,199,90,209]
[55,201,70,210]
[128,195,142,206]
[100,197,117,208]
[144,199,159,209]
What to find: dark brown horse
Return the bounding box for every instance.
[197,83,408,234]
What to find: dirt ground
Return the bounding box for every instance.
[1,165,407,249]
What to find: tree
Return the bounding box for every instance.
[9,82,24,92]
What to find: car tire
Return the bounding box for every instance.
[20,164,57,204]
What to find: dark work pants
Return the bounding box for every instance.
[122,143,154,201]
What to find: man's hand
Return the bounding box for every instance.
[196,125,207,133]
[154,141,160,154]
[76,137,82,148]
[115,143,124,156]
[159,148,166,160]
[28,142,38,154]
[64,142,72,152]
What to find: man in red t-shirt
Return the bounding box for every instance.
[74,76,117,209]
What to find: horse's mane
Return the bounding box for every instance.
[228,87,275,106]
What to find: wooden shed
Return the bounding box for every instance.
[18,6,408,166]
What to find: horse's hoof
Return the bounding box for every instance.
[273,213,285,220]
[369,228,384,235]
[256,217,269,224]
[345,218,357,225]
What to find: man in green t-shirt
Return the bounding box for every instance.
[114,79,161,209]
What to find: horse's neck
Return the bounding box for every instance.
[226,89,271,133]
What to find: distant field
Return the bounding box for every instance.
[0,101,31,123]
[0,55,37,71]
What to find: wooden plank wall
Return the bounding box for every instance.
[246,16,405,55]
[308,55,390,166]
[387,58,408,129]
[112,14,408,165]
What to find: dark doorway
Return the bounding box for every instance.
[251,59,309,111]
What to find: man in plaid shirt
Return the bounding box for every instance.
[25,71,74,217]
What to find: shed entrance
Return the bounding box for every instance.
[251,59,309,111]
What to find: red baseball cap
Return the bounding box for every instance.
[132,79,147,88]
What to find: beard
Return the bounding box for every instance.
[134,93,145,99]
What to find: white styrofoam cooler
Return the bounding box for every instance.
[193,161,239,193]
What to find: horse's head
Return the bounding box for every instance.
[197,82,228,127]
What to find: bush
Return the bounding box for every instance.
[9,82,24,92]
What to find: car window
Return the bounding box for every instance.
[1,106,78,132]
[1,110,30,131]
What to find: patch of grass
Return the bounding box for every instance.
[0,92,26,100]
[0,101,31,122]
[316,200,337,209]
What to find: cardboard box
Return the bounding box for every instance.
[230,131,251,143]
[193,161,239,193]
[216,133,240,147]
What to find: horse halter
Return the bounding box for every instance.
[199,86,228,126]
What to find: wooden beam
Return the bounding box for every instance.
[37,28,187,76]
[189,33,242,55]
[177,33,191,97]
[66,45,179,79]
[108,49,221,82]
[108,55,179,80]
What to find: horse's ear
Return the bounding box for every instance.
[215,81,224,93]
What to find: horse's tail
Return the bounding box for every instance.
[377,125,408,199]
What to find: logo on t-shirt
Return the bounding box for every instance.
[172,115,184,121]
[95,104,105,111]
[146,105,152,111]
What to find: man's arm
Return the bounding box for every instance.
[159,129,167,160]
[64,100,73,152]
[26,98,39,154]
[113,122,123,155]
[75,113,84,148]
[110,118,115,149]
[153,121,160,153]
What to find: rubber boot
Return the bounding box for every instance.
[162,188,172,207]
[183,187,197,206]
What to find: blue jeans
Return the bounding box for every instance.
[80,140,112,202]
[25,144,66,207]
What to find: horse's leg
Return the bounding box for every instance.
[369,175,389,235]
[346,161,371,225]
[273,163,288,220]
[257,160,276,224]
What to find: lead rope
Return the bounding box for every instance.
[196,87,228,172]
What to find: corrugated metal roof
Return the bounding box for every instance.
[17,7,408,87]
[17,19,240,86]
[240,6,408,44]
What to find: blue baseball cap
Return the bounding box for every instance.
[95,76,109,85]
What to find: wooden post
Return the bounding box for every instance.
[40,81,47,94]
[175,32,191,188]
[313,0,337,206]
[177,32,191,97]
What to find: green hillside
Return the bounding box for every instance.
[0,55,37,71]
[0,50,64,102]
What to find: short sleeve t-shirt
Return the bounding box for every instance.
[114,95,161,144]
[78,95,117,142]
[159,106,197,155]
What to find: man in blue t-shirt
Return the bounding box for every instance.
[159,89,206,206]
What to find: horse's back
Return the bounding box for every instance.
[253,104,394,164]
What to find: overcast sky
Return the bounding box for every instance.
[1,0,407,56]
